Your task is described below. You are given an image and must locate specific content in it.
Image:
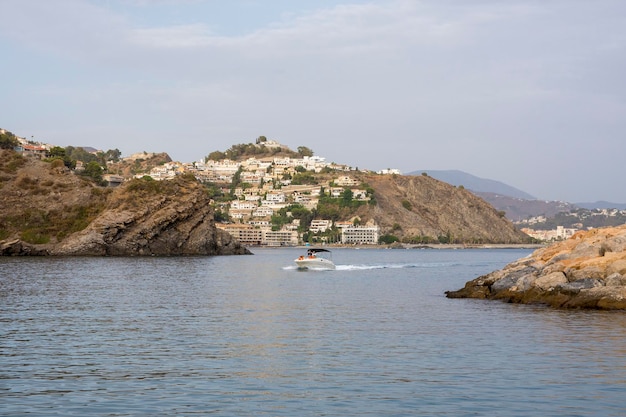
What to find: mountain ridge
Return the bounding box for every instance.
[410,169,626,218]
[408,169,535,200]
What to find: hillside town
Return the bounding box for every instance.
[181,142,384,247]
[3,131,393,246]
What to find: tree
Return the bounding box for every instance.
[379,234,399,244]
[47,146,76,169]
[82,161,104,183]
[0,131,19,149]
[104,148,121,162]
[48,146,66,158]
[341,188,353,206]
[291,172,317,185]
[206,151,226,161]
[297,146,313,157]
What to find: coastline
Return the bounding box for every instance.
[250,243,545,250]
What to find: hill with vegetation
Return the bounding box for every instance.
[0,149,249,256]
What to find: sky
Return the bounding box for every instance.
[1,0,625,203]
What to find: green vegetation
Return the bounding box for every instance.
[65,146,121,165]
[401,200,412,211]
[117,174,198,209]
[291,172,317,185]
[205,138,316,162]
[0,130,19,149]
[314,188,368,222]
[297,146,313,157]
[47,146,76,169]
[0,150,26,174]
[206,141,299,162]
[379,234,399,244]
[401,235,437,244]
[0,192,110,244]
[80,161,105,185]
[271,204,314,231]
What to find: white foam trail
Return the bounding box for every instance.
[284,262,461,271]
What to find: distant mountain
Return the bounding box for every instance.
[473,192,577,221]
[408,170,535,200]
[575,201,626,210]
[408,170,580,220]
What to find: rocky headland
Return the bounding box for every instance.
[446,225,626,309]
[0,150,250,256]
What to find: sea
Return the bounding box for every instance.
[1,247,625,416]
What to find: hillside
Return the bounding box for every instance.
[343,172,530,244]
[107,152,172,177]
[0,150,249,256]
[0,149,108,244]
[410,169,626,222]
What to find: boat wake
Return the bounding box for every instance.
[283,262,459,271]
[335,262,459,270]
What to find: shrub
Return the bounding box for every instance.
[21,229,50,244]
[379,234,399,244]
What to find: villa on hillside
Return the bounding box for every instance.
[310,219,332,233]
[16,143,48,158]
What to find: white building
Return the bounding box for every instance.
[377,168,401,175]
[341,225,380,244]
[230,201,257,210]
[335,176,359,186]
[253,206,274,217]
[310,219,332,233]
[265,192,286,203]
[263,230,299,246]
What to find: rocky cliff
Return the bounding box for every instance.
[446,225,626,309]
[50,175,250,256]
[0,150,250,256]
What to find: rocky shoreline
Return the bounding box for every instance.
[446,225,626,310]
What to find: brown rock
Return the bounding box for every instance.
[51,176,250,256]
[446,225,626,310]
[533,271,567,291]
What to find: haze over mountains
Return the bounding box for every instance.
[409,170,626,217]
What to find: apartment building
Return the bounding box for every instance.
[341,225,380,245]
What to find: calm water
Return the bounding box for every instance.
[1,248,625,416]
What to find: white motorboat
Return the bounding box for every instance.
[294,248,335,270]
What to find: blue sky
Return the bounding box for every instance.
[1,0,625,203]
